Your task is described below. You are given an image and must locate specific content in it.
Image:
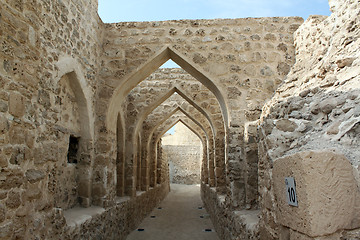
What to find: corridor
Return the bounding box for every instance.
[126,184,220,240]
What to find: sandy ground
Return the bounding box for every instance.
[126,184,220,240]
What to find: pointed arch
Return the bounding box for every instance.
[144,107,211,188]
[54,56,95,207]
[107,46,229,134]
[156,119,206,146]
[55,56,94,140]
[156,119,207,185]
[134,87,216,142]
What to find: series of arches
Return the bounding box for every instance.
[55,47,256,210]
[109,47,231,199]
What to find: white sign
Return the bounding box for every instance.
[285,177,298,207]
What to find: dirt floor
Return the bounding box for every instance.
[126,184,220,240]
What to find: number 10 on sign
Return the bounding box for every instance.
[285,177,298,207]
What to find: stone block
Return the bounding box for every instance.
[5,190,21,209]
[25,169,45,183]
[275,119,297,132]
[0,221,13,238]
[273,150,360,237]
[9,92,25,118]
[0,204,5,223]
[0,170,24,190]
[26,184,42,200]
[0,115,9,133]
[0,154,8,168]
[9,124,26,144]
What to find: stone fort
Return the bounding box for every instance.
[0,0,359,239]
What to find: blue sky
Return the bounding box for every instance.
[98,0,331,23]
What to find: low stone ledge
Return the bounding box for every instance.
[201,183,260,239]
[57,183,170,239]
[64,206,105,227]
[136,190,146,197]
[115,196,131,204]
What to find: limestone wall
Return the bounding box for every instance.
[0,0,105,238]
[101,17,303,210]
[258,0,360,238]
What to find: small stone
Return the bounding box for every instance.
[25,169,45,183]
[327,122,341,135]
[0,221,13,238]
[26,185,42,200]
[260,66,274,76]
[0,191,7,200]
[277,43,288,52]
[0,115,9,133]
[5,190,21,209]
[310,102,320,115]
[275,119,297,132]
[0,204,5,223]
[15,206,27,217]
[37,90,51,108]
[336,57,355,68]
[227,87,242,99]
[299,89,311,98]
[9,92,25,118]
[264,33,276,41]
[9,125,26,145]
[193,53,207,64]
[0,155,8,168]
[0,170,24,190]
[277,62,291,75]
[0,100,8,112]
[319,98,337,114]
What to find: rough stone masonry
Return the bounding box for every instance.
[0,0,359,239]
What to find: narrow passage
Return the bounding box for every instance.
[126,184,220,240]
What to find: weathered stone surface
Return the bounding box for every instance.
[25,169,45,183]
[0,170,24,190]
[0,115,9,133]
[9,92,25,118]
[0,222,13,238]
[5,190,21,209]
[0,204,5,223]
[25,185,42,200]
[273,150,360,237]
[275,119,297,132]
[258,1,360,237]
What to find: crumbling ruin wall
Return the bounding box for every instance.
[258,0,360,238]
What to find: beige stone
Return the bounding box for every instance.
[9,92,25,118]
[0,204,5,223]
[275,119,297,132]
[273,150,360,237]
[25,169,45,183]
[5,190,21,209]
